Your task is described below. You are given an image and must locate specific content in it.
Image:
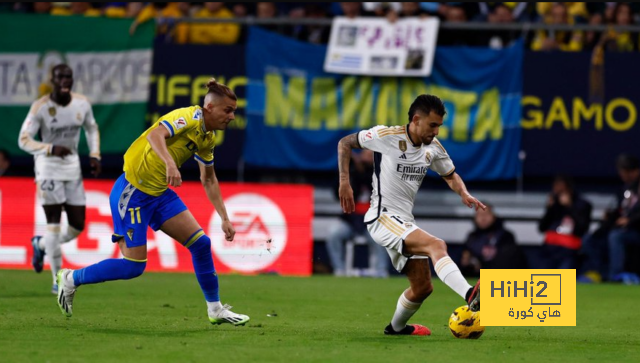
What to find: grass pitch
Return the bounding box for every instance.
[0,269,638,363]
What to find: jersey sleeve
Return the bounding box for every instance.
[429,138,456,177]
[158,110,197,138]
[18,101,51,156]
[194,136,215,167]
[82,101,101,160]
[357,126,389,154]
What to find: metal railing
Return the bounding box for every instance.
[158,16,640,33]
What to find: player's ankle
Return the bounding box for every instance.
[207,301,223,312]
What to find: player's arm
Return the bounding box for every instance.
[442,172,486,211]
[146,125,182,187]
[199,162,235,241]
[337,133,361,214]
[83,104,101,177]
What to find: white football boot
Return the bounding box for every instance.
[208,304,250,326]
[56,269,76,317]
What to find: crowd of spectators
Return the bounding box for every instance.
[3,2,640,50]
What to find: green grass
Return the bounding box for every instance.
[0,270,638,363]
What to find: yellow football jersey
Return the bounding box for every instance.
[123,105,215,196]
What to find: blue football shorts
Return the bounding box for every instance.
[109,173,187,248]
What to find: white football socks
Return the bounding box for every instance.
[434,256,472,300]
[44,224,62,285]
[207,301,223,313]
[38,225,82,250]
[391,291,422,332]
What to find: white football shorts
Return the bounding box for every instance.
[366,213,428,273]
[36,179,86,206]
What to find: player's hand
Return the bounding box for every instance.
[51,145,72,158]
[462,192,486,211]
[339,182,355,214]
[90,157,101,178]
[222,220,235,241]
[166,163,182,187]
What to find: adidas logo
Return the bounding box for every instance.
[399,153,407,159]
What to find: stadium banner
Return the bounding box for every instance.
[0,177,313,276]
[522,51,640,178]
[245,27,523,180]
[148,43,246,170]
[324,17,439,77]
[0,14,155,156]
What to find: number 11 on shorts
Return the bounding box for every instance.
[128,207,141,224]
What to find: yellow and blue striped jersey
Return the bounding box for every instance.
[123,105,215,196]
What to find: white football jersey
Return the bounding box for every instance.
[18,93,100,181]
[358,124,455,223]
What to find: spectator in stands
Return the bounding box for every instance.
[325,149,389,278]
[256,2,282,33]
[478,4,521,49]
[609,174,640,283]
[475,2,533,22]
[363,2,401,17]
[102,2,141,18]
[538,175,592,269]
[130,2,189,44]
[438,6,472,46]
[69,2,101,16]
[0,149,11,177]
[460,204,525,276]
[339,2,374,19]
[584,11,604,50]
[531,3,584,51]
[291,4,331,44]
[580,154,640,283]
[599,3,637,52]
[189,2,240,45]
[537,2,589,24]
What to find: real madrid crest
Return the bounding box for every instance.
[425,151,432,163]
[399,140,407,152]
[48,107,56,117]
[77,113,82,121]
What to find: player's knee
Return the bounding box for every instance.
[187,234,211,256]
[431,238,447,255]
[122,259,146,279]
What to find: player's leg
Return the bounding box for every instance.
[56,174,149,317]
[158,209,249,326]
[404,228,480,311]
[60,205,85,243]
[385,258,433,336]
[36,204,63,292]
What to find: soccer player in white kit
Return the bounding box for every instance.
[338,94,483,336]
[18,64,101,294]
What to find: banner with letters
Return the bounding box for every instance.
[0,177,313,276]
[0,14,155,157]
[148,43,246,170]
[325,17,439,77]
[245,27,523,180]
[521,51,640,178]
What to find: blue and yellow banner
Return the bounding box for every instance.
[245,26,523,180]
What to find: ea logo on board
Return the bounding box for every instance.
[209,193,287,272]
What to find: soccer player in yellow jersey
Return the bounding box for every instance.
[55,78,250,326]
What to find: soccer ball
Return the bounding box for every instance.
[448,305,485,339]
